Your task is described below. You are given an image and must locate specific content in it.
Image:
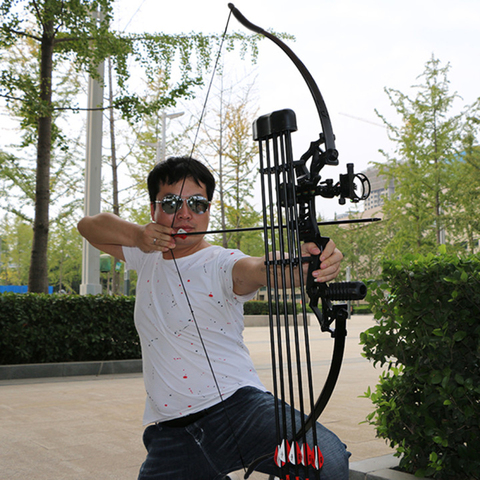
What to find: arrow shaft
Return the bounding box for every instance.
[173,217,380,237]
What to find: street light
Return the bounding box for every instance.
[80,6,104,296]
[140,111,184,163]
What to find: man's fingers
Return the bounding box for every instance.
[141,223,175,252]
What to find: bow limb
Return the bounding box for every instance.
[228,3,337,162]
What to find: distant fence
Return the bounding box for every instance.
[0,286,54,294]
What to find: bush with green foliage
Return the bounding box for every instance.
[0,293,139,364]
[360,251,480,479]
[351,303,372,315]
[243,301,305,315]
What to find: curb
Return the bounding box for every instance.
[0,359,142,381]
[349,454,425,479]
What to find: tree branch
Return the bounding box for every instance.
[3,27,42,42]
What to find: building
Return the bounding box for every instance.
[362,166,395,213]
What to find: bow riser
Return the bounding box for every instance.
[251,108,370,480]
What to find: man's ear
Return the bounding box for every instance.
[150,203,155,221]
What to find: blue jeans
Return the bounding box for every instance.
[137,386,350,480]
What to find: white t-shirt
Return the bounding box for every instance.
[123,245,267,425]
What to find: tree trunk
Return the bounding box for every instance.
[28,24,54,293]
[108,57,121,294]
[218,82,227,249]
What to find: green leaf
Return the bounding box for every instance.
[438,244,447,254]
[453,331,467,342]
[431,371,443,384]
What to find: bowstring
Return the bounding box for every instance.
[168,8,249,474]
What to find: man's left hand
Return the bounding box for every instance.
[302,239,343,283]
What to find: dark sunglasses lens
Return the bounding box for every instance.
[187,196,209,214]
[161,196,182,214]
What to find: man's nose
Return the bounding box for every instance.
[176,200,192,217]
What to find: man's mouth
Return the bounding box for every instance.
[174,227,191,239]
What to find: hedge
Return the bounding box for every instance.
[360,252,480,479]
[243,301,311,315]
[0,293,140,364]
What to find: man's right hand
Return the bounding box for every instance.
[137,222,176,254]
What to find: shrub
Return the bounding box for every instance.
[351,303,372,315]
[244,301,311,315]
[360,252,480,479]
[0,293,140,364]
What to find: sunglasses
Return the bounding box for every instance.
[155,194,210,215]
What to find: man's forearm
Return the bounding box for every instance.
[77,213,141,247]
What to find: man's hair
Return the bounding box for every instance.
[147,156,216,206]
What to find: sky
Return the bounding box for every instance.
[110,0,480,218]
[1,0,478,221]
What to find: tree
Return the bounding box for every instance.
[0,0,260,293]
[47,219,82,292]
[123,71,264,256]
[201,78,263,255]
[447,103,480,252]
[0,1,120,292]
[320,214,385,282]
[375,56,469,257]
[122,70,188,209]
[0,215,32,286]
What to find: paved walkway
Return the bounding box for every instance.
[0,315,393,479]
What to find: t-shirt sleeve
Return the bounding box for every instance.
[123,246,146,272]
[218,249,258,303]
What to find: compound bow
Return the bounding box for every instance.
[227,4,371,479]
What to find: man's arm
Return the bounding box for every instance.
[232,240,343,296]
[77,213,175,261]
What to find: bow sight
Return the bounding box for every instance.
[254,108,371,208]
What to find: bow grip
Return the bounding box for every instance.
[306,235,330,282]
[305,235,330,315]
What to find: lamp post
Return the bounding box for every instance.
[80,7,104,296]
[124,111,184,295]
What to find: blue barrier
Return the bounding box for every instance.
[0,286,54,294]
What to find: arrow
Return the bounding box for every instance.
[172,217,381,237]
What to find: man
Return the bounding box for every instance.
[78,156,349,480]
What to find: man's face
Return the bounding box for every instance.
[150,177,211,255]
